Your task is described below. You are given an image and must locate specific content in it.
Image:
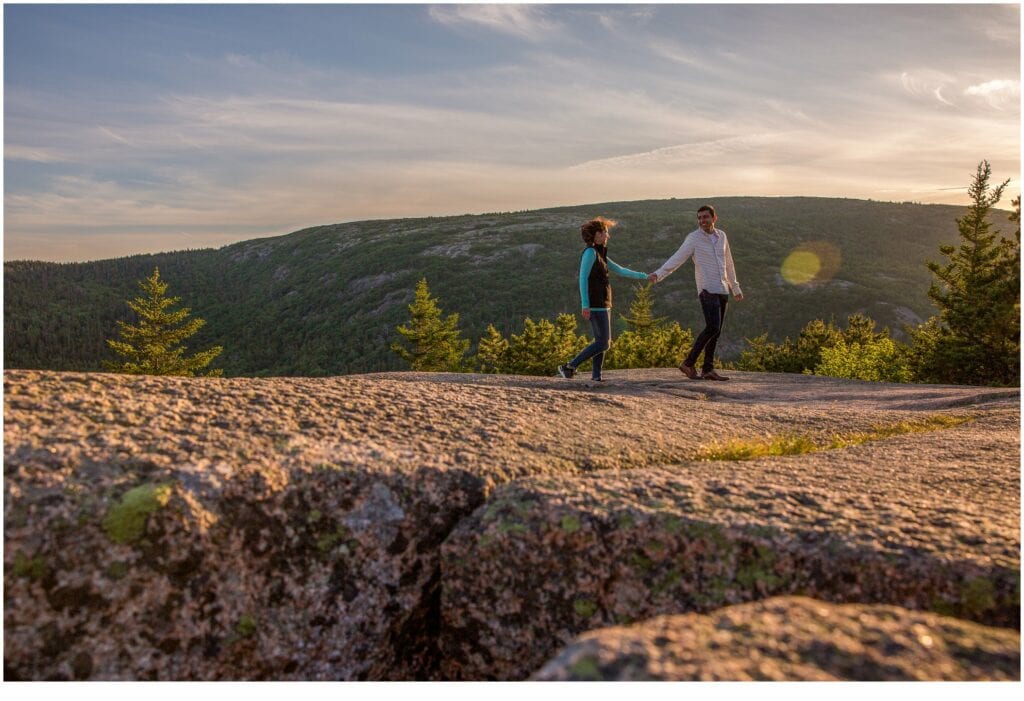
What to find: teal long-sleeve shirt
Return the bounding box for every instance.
[578,248,648,310]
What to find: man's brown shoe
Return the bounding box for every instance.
[679,362,699,380]
[701,370,729,381]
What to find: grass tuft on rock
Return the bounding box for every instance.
[696,414,972,462]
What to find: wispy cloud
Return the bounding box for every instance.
[569,133,796,171]
[646,40,711,70]
[427,4,560,42]
[965,79,1021,109]
[4,144,63,162]
[898,70,959,106]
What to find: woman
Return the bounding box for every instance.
[558,217,648,382]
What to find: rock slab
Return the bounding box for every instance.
[532,596,1021,681]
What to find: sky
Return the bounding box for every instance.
[2,1,1020,262]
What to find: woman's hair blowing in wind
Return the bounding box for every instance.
[580,217,617,245]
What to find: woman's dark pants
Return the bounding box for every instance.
[568,310,611,380]
[685,291,729,372]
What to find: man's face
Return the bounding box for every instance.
[697,210,716,232]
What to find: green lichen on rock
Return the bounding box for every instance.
[661,514,683,534]
[568,656,602,680]
[12,552,49,581]
[317,524,351,554]
[693,576,729,608]
[235,614,257,638]
[631,552,654,572]
[496,521,528,536]
[307,509,323,525]
[573,598,598,619]
[107,561,130,580]
[560,515,581,534]
[652,570,682,594]
[736,544,782,590]
[102,483,172,545]
[961,576,996,617]
[681,520,729,547]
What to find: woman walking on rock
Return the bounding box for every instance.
[558,217,649,382]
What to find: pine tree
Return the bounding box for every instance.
[105,267,223,376]
[619,284,668,334]
[476,324,510,373]
[912,161,1018,385]
[603,283,693,369]
[391,278,470,371]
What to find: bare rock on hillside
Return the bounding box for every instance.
[439,406,1020,679]
[531,597,1021,681]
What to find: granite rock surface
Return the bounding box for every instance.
[4,368,1019,680]
[532,596,1021,680]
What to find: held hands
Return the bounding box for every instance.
[582,309,591,320]
[647,273,658,283]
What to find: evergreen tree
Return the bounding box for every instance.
[737,315,902,377]
[505,314,587,375]
[815,337,912,383]
[476,324,510,373]
[603,283,692,369]
[911,161,1018,385]
[391,278,470,371]
[841,313,885,346]
[105,267,223,376]
[619,284,668,333]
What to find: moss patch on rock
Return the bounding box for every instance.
[102,483,173,545]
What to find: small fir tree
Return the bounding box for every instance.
[105,267,223,376]
[911,161,1019,385]
[619,284,668,333]
[391,278,470,371]
[605,283,692,369]
[476,324,510,373]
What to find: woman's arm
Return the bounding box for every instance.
[578,248,596,309]
[607,258,649,280]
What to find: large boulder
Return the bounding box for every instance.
[532,596,1021,680]
[5,370,510,680]
[439,409,1020,679]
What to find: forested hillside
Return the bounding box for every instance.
[5,197,1011,377]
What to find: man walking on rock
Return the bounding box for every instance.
[648,205,744,380]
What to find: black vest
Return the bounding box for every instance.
[584,244,611,308]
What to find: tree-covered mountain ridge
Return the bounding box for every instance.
[5,196,1014,377]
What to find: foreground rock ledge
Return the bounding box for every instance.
[439,411,1020,679]
[4,369,1019,680]
[532,596,1021,681]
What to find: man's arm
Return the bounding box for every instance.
[724,235,744,300]
[650,234,695,283]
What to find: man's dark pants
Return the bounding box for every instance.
[685,290,729,372]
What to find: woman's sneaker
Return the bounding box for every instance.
[557,364,576,379]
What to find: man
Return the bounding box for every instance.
[648,204,744,380]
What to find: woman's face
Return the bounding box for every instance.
[594,229,610,245]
